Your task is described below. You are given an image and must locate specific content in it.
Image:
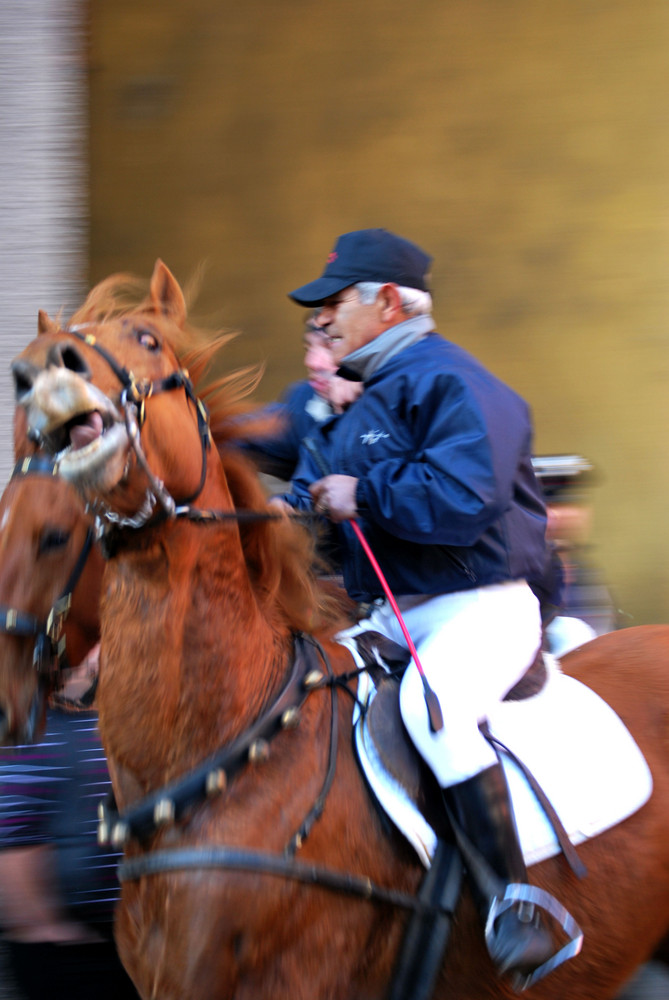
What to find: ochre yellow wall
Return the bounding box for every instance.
[89,0,669,625]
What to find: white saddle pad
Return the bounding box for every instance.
[348,648,653,870]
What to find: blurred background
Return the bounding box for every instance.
[2,0,669,627]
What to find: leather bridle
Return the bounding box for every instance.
[64,324,212,528]
[37,328,440,917]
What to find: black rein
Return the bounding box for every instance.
[49,328,436,918]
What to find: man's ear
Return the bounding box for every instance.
[377,283,404,322]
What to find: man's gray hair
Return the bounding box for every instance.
[354,281,432,315]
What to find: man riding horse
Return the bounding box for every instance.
[283,228,569,985]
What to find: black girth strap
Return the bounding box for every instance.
[118,845,449,917]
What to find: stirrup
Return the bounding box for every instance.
[484,883,583,992]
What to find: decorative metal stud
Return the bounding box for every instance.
[303,669,324,690]
[97,821,110,845]
[110,821,130,847]
[205,768,227,796]
[153,798,176,826]
[97,801,107,822]
[248,739,270,764]
[281,707,300,729]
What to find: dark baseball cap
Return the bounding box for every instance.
[288,228,433,306]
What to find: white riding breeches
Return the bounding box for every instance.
[353,580,542,788]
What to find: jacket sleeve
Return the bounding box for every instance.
[356,373,533,546]
[236,382,315,482]
[270,433,323,513]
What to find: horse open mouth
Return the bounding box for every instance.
[46,408,120,461]
[20,367,131,493]
[54,411,130,489]
[70,410,105,450]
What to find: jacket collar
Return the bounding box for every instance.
[337,314,434,383]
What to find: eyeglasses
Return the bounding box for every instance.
[318,291,359,310]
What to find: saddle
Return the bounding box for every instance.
[351,632,574,999]
[352,630,548,833]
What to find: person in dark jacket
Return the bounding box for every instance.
[0,647,139,1000]
[285,228,569,986]
[241,318,362,484]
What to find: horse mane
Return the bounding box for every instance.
[66,272,353,638]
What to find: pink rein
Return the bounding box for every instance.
[348,519,444,733]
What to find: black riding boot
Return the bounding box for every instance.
[446,763,556,982]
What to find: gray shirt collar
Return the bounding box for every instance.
[338,314,434,382]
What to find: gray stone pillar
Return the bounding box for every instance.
[0,0,86,484]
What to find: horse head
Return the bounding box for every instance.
[11,260,214,528]
[0,458,103,744]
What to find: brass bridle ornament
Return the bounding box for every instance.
[17,327,446,918]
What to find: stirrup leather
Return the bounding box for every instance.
[485,883,583,991]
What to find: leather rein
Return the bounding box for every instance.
[53,329,439,916]
[0,454,95,692]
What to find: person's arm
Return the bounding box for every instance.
[236,382,317,482]
[269,430,327,513]
[0,845,101,943]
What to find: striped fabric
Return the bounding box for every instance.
[0,709,123,929]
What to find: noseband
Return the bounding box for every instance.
[0,454,95,686]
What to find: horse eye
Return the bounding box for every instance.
[137,328,159,351]
[39,528,70,555]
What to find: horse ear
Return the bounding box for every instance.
[149,260,187,327]
[37,309,58,335]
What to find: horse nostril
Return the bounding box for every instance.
[46,342,91,377]
[11,360,37,403]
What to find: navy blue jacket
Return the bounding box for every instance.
[288,332,548,603]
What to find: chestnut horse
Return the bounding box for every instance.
[0,454,103,742]
[7,260,669,1000]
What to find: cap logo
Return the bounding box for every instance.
[327,251,338,263]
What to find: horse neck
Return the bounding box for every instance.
[98,463,292,790]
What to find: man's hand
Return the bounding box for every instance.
[309,475,359,523]
[267,496,294,518]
